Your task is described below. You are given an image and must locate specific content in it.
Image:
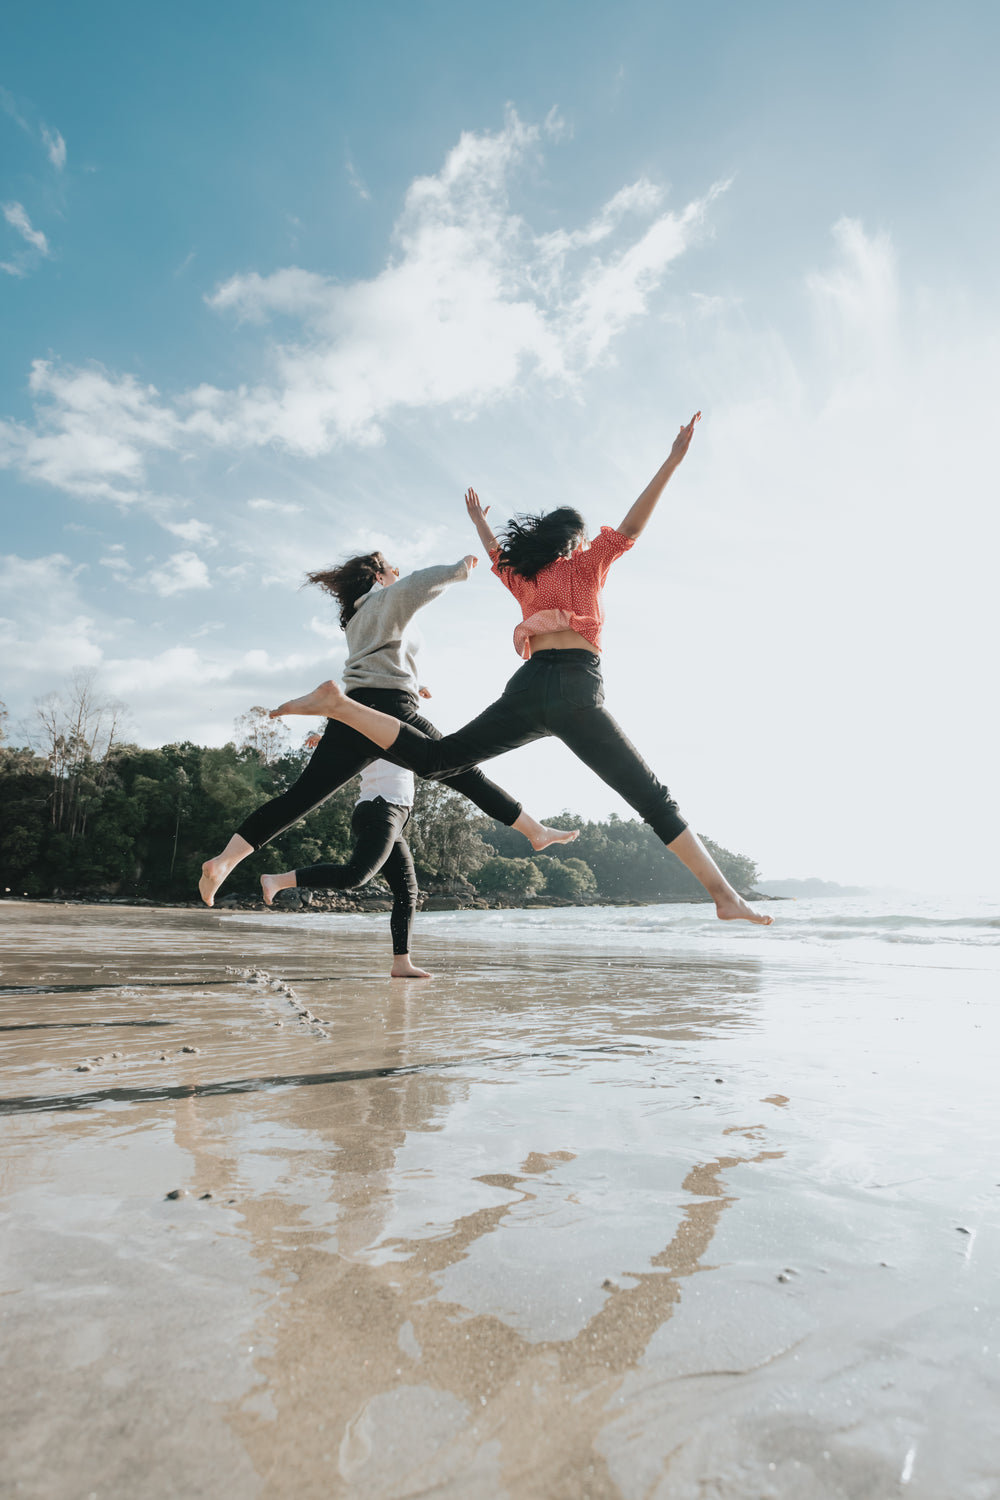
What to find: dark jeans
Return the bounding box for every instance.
[296,797,418,955]
[236,688,522,851]
[390,651,688,847]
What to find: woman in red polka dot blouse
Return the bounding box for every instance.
[273,414,772,925]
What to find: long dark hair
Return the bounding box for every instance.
[494,507,587,580]
[306,552,388,630]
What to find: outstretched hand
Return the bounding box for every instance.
[464,486,499,555]
[669,411,701,465]
[465,487,490,526]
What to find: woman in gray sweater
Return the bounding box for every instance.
[199,550,576,906]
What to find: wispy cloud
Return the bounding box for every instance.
[0,110,721,497]
[247,498,303,514]
[543,106,570,141]
[41,124,66,170]
[161,517,216,545]
[345,155,371,202]
[200,109,718,453]
[0,85,31,135]
[3,200,49,255]
[0,552,105,675]
[0,361,179,501]
[144,550,211,596]
[806,215,898,371]
[99,546,133,579]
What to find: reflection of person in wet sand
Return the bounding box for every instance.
[268,416,772,926]
[198,550,577,907]
[262,735,431,980]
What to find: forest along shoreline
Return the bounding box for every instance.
[0,888,780,916]
[0,686,765,911]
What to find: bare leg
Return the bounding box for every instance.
[667,829,773,925]
[261,870,296,908]
[200,834,254,907]
[390,954,432,979]
[271,682,576,849]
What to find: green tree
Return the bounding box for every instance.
[542,856,597,898]
[407,780,492,883]
[474,855,545,897]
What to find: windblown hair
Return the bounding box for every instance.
[494,507,588,580]
[305,552,389,630]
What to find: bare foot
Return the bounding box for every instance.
[260,873,294,908]
[270,679,346,720]
[716,893,774,926]
[530,824,579,852]
[513,812,580,851]
[199,859,227,908]
[390,958,433,979]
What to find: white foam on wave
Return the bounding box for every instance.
[237,892,1000,972]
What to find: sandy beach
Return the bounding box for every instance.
[1,897,998,1500]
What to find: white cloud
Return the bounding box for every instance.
[2,200,49,255]
[247,498,303,514]
[0,553,106,677]
[0,361,180,501]
[199,110,717,454]
[806,216,898,373]
[144,550,211,596]
[41,125,66,170]
[543,106,570,141]
[99,547,133,578]
[1,261,26,278]
[0,110,720,498]
[161,517,217,545]
[104,639,332,696]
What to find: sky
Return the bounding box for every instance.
[2,0,998,893]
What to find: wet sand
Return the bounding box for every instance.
[1,900,998,1500]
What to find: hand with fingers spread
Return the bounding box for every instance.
[465,487,499,555]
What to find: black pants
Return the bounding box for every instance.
[389,651,688,847]
[236,688,522,851]
[296,797,418,955]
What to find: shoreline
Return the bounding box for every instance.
[0,889,782,917]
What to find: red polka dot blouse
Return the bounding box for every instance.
[488,525,634,659]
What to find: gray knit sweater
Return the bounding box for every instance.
[342,559,471,693]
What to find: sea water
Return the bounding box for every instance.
[252,889,1000,970]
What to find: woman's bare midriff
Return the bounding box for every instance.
[527,628,600,656]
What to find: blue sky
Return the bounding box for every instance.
[2,1,998,891]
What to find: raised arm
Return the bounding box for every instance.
[617,412,701,540]
[464,488,499,554]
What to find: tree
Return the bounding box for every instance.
[234,707,290,765]
[407,780,492,882]
[31,670,128,836]
[543,856,597,899]
[474,855,545,897]
[482,812,760,901]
